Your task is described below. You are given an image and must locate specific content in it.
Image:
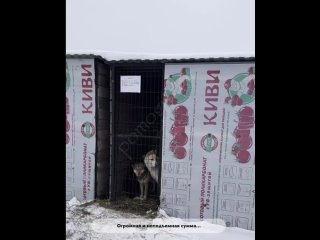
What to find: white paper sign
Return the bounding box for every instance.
[120,76,141,93]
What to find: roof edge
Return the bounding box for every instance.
[66,54,255,64]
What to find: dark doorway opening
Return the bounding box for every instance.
[111,64,164,203]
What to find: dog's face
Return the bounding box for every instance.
[132,163,145,177]
[144,150,158,167]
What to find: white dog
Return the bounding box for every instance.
[143,150,159,183]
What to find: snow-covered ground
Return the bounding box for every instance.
[66,197,255,240]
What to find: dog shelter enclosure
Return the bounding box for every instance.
[112,64,164,201]
[66,55,255,230]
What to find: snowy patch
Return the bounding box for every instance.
[67,197,81,206]
[66,201,254,240]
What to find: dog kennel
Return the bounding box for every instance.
[66,55,255,230]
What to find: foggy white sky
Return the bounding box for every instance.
[66,0,255,59]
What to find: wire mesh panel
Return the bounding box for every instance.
[112,64,164,201]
